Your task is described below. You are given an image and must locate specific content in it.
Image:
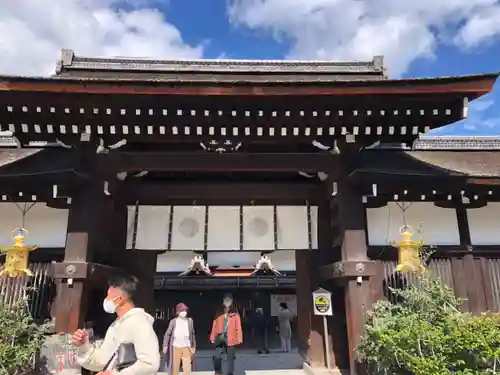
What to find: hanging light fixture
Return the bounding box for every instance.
[0,228,38,277]
[392,225,425,274]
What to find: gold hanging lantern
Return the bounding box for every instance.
[392,225,425,274]
[0,228,38,277]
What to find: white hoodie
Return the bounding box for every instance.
[77,308,160,375]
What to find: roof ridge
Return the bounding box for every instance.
[55,49,386,75]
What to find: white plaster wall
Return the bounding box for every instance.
[206,250,296,269]
[277,206,315,250]
[243,206,275,250]
[170,206,206,251]
[266,250,296,271]
[156,251,197,272]
[367,202,460,245]
[156,250,297,271]
[468,203,500,245]
[0,203,68,247]
[128,205,318,251]
[207,206,240,250]
[137,206,171,250]
[207,252,262,267]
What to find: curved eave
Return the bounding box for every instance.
[350,150,500,181]
[0,149,42,168]
[0,72,496,97]
[0,148,79,179]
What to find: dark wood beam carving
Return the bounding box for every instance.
[119,181,323,205]
[94,152,337,173]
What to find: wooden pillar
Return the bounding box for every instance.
[296,202,340,368]
[110,201,158,316]
[336,182,372,375]
[53,186,108,333]
[295,251,311,359]
[296,250,326,365]
[126,250,157,315]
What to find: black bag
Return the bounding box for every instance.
[214,333,227,347]
[104,343,137,371]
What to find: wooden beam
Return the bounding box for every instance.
[1,90,478,141]
[119,181,323,205]
[95,152,336,173]
[467,178,500,185]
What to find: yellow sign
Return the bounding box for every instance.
[312,289,332,315]
[0,228,38,277]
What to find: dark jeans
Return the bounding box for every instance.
[213,345,235,375]
[255,331,268,353]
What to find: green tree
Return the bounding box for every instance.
[0,293,49,375]
[356,272,500,375]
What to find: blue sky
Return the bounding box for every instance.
[163,0,500,136]
[2,0,500,135]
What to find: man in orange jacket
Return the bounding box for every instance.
[210,293,243,375]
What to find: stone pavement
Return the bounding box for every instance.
[159,349,305,375]
[48,347,347,375]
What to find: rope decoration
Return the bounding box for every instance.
[167,205,174,251]
[239,205,244,251]
[273,205,278,251]
[131,201,139,251]
[307,200,313,251]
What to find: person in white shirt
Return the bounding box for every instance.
[162,303,196,375]
[278,302,294,353]
[71,274,160,375]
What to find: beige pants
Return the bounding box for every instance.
[172,346,193,375]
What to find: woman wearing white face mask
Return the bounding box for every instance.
[162,303,196,375]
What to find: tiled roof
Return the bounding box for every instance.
[413,135,500,150]
[405,151,500,177]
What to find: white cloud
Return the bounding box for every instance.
[228,0,500,76]
[454,6,500,48]
[0,0,203,76]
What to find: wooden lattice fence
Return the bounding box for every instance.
[378,257,500,313]
[0,262,55,320]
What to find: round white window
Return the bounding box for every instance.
[248,217,269,237]
[178,218,200,238]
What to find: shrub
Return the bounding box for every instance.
[0,291,49,375]
[356,272,500,375]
